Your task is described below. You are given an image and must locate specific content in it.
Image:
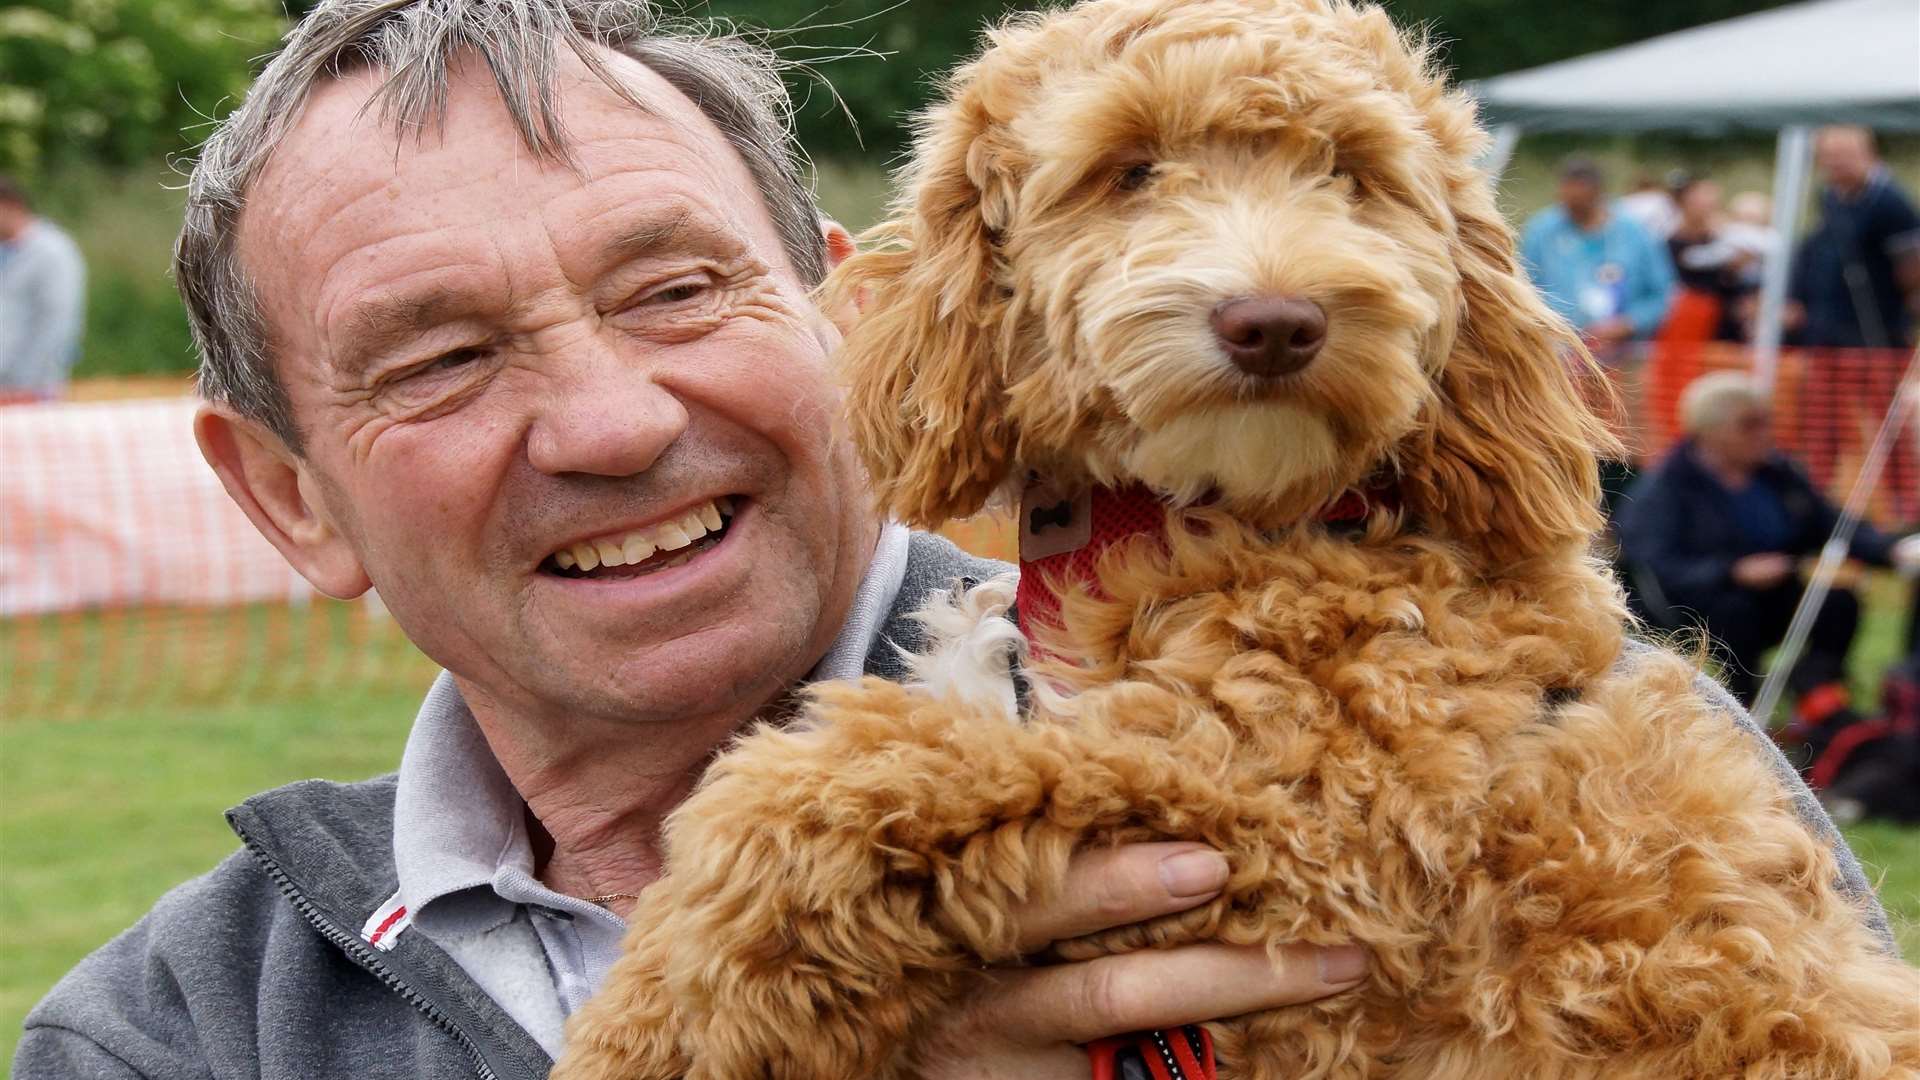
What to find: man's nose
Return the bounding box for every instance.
[526,345,689,477]
[1210,296,1328,377]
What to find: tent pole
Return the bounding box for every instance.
[1753,125,1813,394]
[1482,124,1521,179]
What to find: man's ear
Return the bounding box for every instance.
[194,405,372,600]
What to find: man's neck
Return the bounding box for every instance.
[1693,441,1754,490]
[1569,205,1607,232]
[454,515,883,905]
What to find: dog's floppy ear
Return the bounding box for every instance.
[822,104,1018,530]
[1398,180,1619,564]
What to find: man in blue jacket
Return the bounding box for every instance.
[1521,156,1676,366]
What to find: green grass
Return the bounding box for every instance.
[1846,820,1920,962]
[0,684,427,1067]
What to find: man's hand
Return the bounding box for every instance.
[1893,534,1920,577]
[1731,552,1795,589]
[917,843,1369,1078]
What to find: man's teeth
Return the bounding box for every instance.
[554,497,735,572]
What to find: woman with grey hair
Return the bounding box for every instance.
[1618,372,1908,728]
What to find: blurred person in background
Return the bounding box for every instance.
[1787,126,1920,518]
[1666,177,1760,343]
[1723,190,1779,337]
[1619,372,1919,716]
[1521,155,1677,367]
[0,175,86,402]
[1789,125,1920,352]
[1523,156,1676,551]
[1616,169,1681,241]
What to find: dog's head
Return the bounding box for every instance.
[827,0,1615,564]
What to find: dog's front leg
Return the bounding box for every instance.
[570,677,1084,1080]
[551,916,688,1080]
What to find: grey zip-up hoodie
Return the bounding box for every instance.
[14,534,1894,1079]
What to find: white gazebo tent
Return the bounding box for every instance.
[1468,0,1920,387]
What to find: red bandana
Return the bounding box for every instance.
[1015,478,1377,640]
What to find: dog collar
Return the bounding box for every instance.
[1015,477,1379,641]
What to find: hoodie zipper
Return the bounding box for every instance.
[236,832,504,1080]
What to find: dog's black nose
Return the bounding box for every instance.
[1211,296,1327,377]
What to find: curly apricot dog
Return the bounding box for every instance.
[556,1,1920,1076]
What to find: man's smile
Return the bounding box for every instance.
[543,495,741,580]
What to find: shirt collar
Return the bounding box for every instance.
[392,521,913,925]
[391,673,533,933]
[807,521,911,682]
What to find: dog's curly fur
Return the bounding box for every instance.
[554,1,1920,1076]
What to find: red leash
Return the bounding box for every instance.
[1087,1024,1216,1080]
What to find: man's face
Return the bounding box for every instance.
[1702,404,1774,472]
[1677,181,1721,229]
[1557,177,1601,220]
[236,50,874,727]
[1816,129,1875,194]
[0,201,29,242]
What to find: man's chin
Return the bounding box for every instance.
[516,624,812,729]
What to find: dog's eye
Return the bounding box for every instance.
[1116,162,1156,192]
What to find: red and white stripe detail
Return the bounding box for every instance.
[360,891,412,952]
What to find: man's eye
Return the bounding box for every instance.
[424,348,485,373]
[646,280,708,304]
[387,348,485,387]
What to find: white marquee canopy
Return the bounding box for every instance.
[1471,0,1920,135]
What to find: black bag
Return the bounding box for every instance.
[1808,660,1920,825]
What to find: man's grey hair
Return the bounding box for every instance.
[1680,370,1768,436]
[177,0,828,453]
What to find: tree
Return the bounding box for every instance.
[0,0,286,176]
[1384,0,1799,82]
[700,0,1802,158]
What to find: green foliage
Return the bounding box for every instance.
[694,0,1024,159]
[0,0,286,177]
[698,0,1801,157]
[30,162,196,378]
[1383,0,1799,83]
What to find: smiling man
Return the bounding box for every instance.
[11,1,1381,1077]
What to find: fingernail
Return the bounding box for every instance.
[1316,945,1369,986]
[1157,849,1229,898]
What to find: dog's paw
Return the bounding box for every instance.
[902,571,1023,719]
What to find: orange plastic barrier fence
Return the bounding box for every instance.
[3,346,1911,718]
[1617,343,1915,526]
[2,397,435,716]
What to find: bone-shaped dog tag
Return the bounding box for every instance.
[1020,479,1092,562]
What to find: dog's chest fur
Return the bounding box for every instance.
[1025,524,1630,979]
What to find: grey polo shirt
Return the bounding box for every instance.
[388,523,912,1057]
